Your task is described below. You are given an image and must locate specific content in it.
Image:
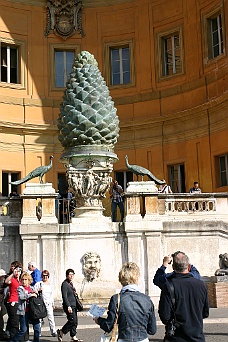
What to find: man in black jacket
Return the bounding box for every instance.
[158,252,209,342]
[57,269,83,342]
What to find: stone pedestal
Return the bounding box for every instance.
[20,183,58,224]
[207,276,228,308]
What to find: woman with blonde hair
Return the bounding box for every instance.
[94,262,156,342]
[10,272,40,342]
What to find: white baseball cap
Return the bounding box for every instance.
[0,269,6,277]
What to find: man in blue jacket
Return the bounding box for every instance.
[28,261,42,286]
[153,251,200,289]
[158,251,209,341]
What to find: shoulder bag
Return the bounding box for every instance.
[99,293,120,342]
[29,293,47,320]
[75,293,83,312]
[164,282,178,338]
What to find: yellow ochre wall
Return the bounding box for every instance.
[0,0,228,193]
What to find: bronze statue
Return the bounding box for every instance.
[11,156,54,185]
[125,155,165,185]
[215,253,228,276]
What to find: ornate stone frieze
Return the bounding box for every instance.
[66,165,112,207]
[44,0,84,39]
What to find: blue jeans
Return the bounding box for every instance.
[11,314,27,341]
[11,313,40,342]
[111,201,124,222]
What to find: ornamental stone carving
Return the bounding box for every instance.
[44,0,84,39]
[81,252,101,282]
[58,51,119,218]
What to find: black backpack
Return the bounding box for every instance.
[29,294,47,320]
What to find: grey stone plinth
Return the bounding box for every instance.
[22,183,56,195]
[211,275,228,283]
[125,181,158,193]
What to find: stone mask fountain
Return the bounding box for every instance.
[57,51,119,218]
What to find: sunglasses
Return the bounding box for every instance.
[42,274,49,277]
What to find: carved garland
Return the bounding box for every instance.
[44,0,85,40]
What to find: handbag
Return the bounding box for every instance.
[75,294,83,312]
[29,293,47,320]
[99,293,120,342]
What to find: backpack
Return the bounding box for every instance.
[29,293,47,320]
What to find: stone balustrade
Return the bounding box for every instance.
[124,192,228,219]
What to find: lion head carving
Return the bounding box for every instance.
[215,253,228,276]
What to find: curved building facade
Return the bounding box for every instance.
[0,0,228,195]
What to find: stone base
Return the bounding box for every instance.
[74,206,104,219]
[207,281,228,307]
[125,181,158,193]
[22,183,56,195]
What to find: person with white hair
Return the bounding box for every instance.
[28,262,42,286]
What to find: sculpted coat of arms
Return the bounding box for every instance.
[44,0,84,39]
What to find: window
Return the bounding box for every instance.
[1,44,19,84]
[50,44,80,90]
[104,40,135,88]
[55,50,74,87]
[169,164,186,193]
[156,27,184,80]
[111,47,130,85]
[115,171,133,191]
[2,172,20,196]
[207,13,224,59]
[219,154,228,187]
[162,34,181,76]
[202,6,225,63]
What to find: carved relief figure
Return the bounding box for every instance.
[44,0,84,39]
[215,253,228,276]
[81,252,101,282]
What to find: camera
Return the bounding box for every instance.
[165,319,176,336]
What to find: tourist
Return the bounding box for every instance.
[158,180,173,193]
[0,269,8,341]
[57,269,83,342]
[4,266,22,339]
[153,252,201,289]
[93,262,156,340]
[4,261,23,339]
[28,262,42,286]
[10,272,40,342]
[189,181,201,193]
[109,180,124,222]
[34,270,57,337]
[158,251,209,341]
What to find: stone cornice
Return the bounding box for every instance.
[4,0,135,8]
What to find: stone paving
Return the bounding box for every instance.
[2,308,228,342]
[43,308,228,342]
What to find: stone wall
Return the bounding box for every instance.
[0,187,228,307]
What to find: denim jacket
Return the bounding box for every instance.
[97,288,156,341]
[16,285,34,315]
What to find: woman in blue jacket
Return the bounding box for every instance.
[94,262,156,342]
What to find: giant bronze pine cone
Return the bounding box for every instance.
[58,51,119,147]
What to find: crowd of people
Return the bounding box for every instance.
[0,260,57,342]
[0,251,209,342]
